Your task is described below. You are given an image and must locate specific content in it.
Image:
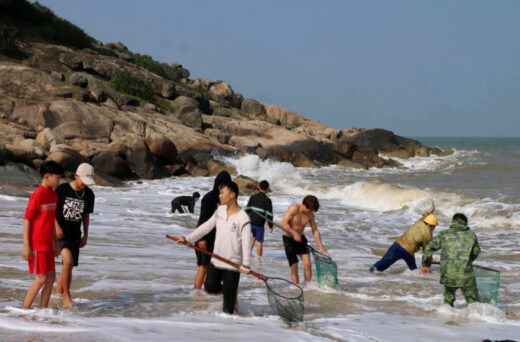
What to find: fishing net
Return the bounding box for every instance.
[474,265,500,305]
[311,250,338,288]
[265,277,304,323]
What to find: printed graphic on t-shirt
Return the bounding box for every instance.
[62,196,85,222]
[40,203,57,211]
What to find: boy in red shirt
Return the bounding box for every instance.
[22,161,63,309]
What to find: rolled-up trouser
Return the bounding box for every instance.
[373,242,417,271]
[443,284,479,306]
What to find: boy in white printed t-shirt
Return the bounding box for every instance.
[170,180,251,314]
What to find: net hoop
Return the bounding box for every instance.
[265,277,304,300]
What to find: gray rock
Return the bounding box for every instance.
[207,159,237,176]
[0,161,41,189]
[91,151,133,179]
[168,96,202,131]
[46,151,79,174]
[145,132,177,164]
[126,138,169,179]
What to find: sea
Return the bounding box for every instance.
[0,137,519,341]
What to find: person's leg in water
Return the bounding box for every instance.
[255,226,265,256]
[250,229,257,253]
[290,262,299,285]
[301,253,312,282]
[371,242,405,272]
[402,251,418,271]
[40,271,55,308]
[461,282,479,304]
[222,269,240,314]
[23,273,47,308]
[56,247,74,307]
[194,264,208,289]
[444,286,457,306]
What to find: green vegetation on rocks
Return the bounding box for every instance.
[0,0,95,49]
[108,71,156,104]
[132,53,181,81]
[106,43,181,82]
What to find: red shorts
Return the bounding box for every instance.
[28,251,55,274]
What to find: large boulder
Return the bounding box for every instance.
[241,99,267,120]
[0,161,42,189]
[233,175,258,196]
[337,158,368,170]
[10,100,114,141]
[36,128,64,150]
[289,152,318,168]
[342,129,399,152]
[145,132,177,164]
[59,52,121,79]
[19,139,47,159]
[91,151,133,179]
[46,151,79,173]
[49,144,88,164]
[5,144,42,166]
[207,159,237,176]
[263,103,305,126]
[126,138,169,179]
[168,96,202,131]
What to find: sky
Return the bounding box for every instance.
[36,0,520,137]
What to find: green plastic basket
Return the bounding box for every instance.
[312,250,338,288]
[474,265,500,305]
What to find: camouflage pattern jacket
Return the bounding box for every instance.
[422,218,480,287]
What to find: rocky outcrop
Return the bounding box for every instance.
[0,35,453,194]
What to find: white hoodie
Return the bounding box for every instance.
[186,205,251,271]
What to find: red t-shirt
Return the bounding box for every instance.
[24,185,58,252]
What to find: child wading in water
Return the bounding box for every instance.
[54,163,96,308]
[22,161,63,309]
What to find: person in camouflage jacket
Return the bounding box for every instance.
[421,213,481,306]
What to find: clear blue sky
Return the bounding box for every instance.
[37,0,520,137]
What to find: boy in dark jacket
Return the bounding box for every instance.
[245,180,273,256]
[193,171,231,289]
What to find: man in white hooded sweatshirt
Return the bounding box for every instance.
[170,180,251,314]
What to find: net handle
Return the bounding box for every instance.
[250,210,334,262]
[430,261,499,273]
[166,234,266,280]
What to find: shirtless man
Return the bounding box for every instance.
[280,195,328,285]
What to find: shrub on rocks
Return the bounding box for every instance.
[108,72,156,104]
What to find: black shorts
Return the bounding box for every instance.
[204,263,240,314]
[283,234,309,266]
[58,239,80,267]
[195,230,215,266]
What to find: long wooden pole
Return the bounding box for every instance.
[165,234,265,280]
